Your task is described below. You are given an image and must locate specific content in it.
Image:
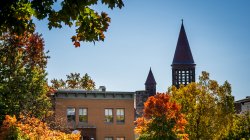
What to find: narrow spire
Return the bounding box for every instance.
[172,21,195,65]
[145,68,156,85]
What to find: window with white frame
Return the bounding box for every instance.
[117,137,125,140]
[116,109,125,123]
[105,109,113,123]
[67,108,75,122]
[105,137,113,140]
[79,108,88,123]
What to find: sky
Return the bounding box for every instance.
[34,0,250,101]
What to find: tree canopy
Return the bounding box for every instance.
[225,112,250,140]
[170,71,235,140]
[135,93,188,140]
[0,31,51,124]
[51,72,95,90]
[0,0,124,47]
[0,115,80,140]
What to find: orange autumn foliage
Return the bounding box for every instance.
[135,93,188,140]
[0,115,80,140]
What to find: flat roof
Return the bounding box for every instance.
[235,97,250,103]
[54,89,135,100]
[56,89,134,94]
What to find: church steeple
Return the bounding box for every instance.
[145,68,156,85]
[172,21,194,65]
[145,68,156,97]
[172,21,196,88]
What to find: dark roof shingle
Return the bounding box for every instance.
[172,22,195,65]
[145,68,156,85]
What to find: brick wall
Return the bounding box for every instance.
[55,98,135,140]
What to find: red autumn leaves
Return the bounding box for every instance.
[135,93,188,140]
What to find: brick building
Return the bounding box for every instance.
[54,87,134,140]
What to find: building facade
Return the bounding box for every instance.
[54,88,135,140]
[235,96,250,114]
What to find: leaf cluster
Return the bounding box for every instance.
[0,0,124,47]
[0,115,80,140]
[224,112,250,140]
[0,32,51,124]
[51,73,95,90]
[170,71,235,140]
[135,93,189,140]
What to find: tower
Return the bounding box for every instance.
[172,21,196,88]
[135,68,157,117]
[145,68,156,97]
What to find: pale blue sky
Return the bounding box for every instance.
[34,1,250,100]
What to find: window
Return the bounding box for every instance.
[105,109,113,123]
[79,108,88,123]
[116,109,125,123]
[105,137,113,140]
[67,108,75,122]
[116,137,125,140]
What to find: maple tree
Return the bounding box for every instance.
[0,0,124,47]
[0,32,51,124]
[0,115,80,140]
[135,93,188,140]
[170,71,235,140]
[51,73,95,90]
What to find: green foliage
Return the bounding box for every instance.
[0,32,51,124]
[51,73,95,90]
[224,112,250,140]
[66,73,81,89]
[170,71,235,140]
[0,0,124,47]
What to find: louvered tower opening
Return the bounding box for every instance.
[172,66,195,88]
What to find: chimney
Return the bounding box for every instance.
[99,86,106,92]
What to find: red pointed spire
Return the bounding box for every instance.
[145,68,156,85]
[172,21,195,65]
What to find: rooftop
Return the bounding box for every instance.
[54,88,134,100]
[172,21,195,65]
[145,68,156,85]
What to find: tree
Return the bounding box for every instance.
[0,115,80,140]
[170,71,235,140]
[80,73,95,90]
[66,73,81,89]
[0,32,51,124]
[0,0,124,47]
[135,93,188,140]
[51,79,66,89]
[51,72,95,90]
[224,112,250,140]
